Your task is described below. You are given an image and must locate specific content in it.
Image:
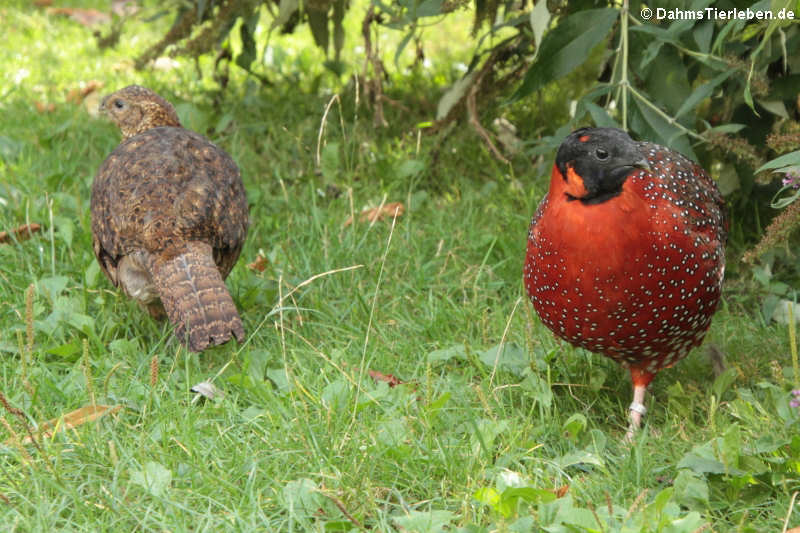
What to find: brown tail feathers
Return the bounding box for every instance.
[150,241,244,352]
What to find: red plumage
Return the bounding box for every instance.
[524,127,726,434]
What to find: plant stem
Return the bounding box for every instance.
[628,85,706,141]
[620,0,629,130]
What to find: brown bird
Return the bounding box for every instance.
[91,85,249,352]
[524,127,726,435]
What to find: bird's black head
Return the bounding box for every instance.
[555,127,650,204]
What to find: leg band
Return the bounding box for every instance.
[629,402,647,416]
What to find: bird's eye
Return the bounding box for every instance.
[595,148,609,160]
[113,99,124,109]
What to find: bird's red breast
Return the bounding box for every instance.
[524,132,725,387]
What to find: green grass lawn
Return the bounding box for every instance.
[0,1,798,531]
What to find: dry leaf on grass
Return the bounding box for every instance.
[8,405,122,445]
[247,253,269,272]
[343,202,404,227]
[66,80,104,104]
[34,101,56,113]
[368,369,404,388]
[548,485,569,498]
[46,7,111,26]
[0,223,42,244]
[191,381,223,400]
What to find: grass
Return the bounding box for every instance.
[1,1,799,531]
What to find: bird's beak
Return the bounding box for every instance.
[633,157,651,172]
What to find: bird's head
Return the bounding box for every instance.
[555,127,650,204]
[100,85,182,140]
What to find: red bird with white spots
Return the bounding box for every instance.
[524,127,726,435]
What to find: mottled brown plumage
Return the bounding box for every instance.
[91,85,248,352]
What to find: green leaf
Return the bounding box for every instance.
[66,312,95,334]
[512,8,618,101]
[269,0,299,31]
[632,95,696,161]
[677,437,746,476]
[245,349,269,381]
[414,0,443,18]
[395,159,425,180]
[561,413,587,440]
[307,6,330,54]
[664,511,706,533]
[331,0,346,60]
[478,342,528,377]
[109,338,139,358]
[675,70,733,119]
[712,19,744,55]
[720,424,742,470]
[750,434,789,454]
[53,216,73,247]
[84,259,100,289]
[235,13,258,71]
[376,418,409,447]
[426,391,451,413]
[520,372,552,408]
[757,99,790,119]
[46,339,82,358]
[529,0,551,52]
[321,379,350,410]
[436,71,477,120]
[644,46,692,116]
[588,366,607,391]
[692,21,714,53]
[584,102,620,129]
[649,486,674,514]
[282,478,323,517]
[755,150,800,173]
[677,443,727,474]
[474,486,501,508]
[393,509,455,533]
[508,516,536,532]
[470,418,510,456]
[702,123,746,135]
[501,487,557,506]
[672,470,709,510]
[743,81,757,115]
[556,449,604,469]
[37,275,69,302]
[130,461,172,497]
[394,30,415,68]
[711,367,738,400]
[428,344,467,363]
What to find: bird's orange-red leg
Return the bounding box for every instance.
[627,366,656,438]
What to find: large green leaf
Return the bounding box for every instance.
[512,8,618,101]
[755,150,800,173]
[632,94,696,161]
[644,46,692,116]
[529,0,551,52]
[393,509,455,533]
[269,0,299,31]
[307,6,330,53]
